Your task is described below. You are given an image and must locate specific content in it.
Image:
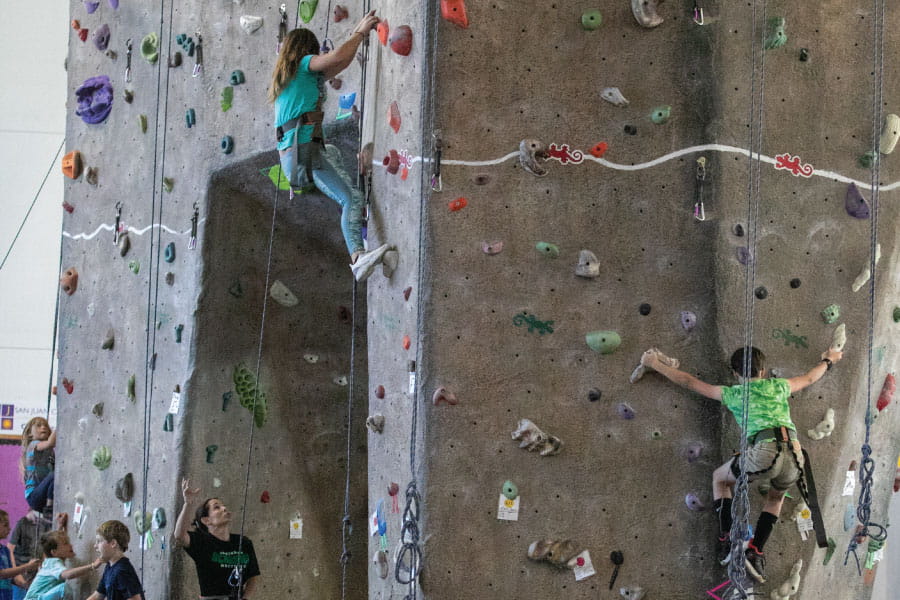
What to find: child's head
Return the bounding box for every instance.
[268,28,321,103]
[730,346,766,378]
[41,530,74,559]
[22,417,51,444]
[96,520,130,559]
[0,510,9,539]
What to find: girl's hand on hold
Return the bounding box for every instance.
[822,349,843,363]
[640,348,659,369]
[182,478,201,504]
[353,10,379,36]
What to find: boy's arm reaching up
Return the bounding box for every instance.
[787,349,843,393]
[641,349,724,401]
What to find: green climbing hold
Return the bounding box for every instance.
[164,242,175,263]
[859,151,878,169]
[138,114,148,134]
[222,391,232,411]
[821,304,841,324]
[764,17,787,50]
[174,324,183,343]
[502,480,518,500]
[163,413,173,431]
[535,242,560,258]
[128,260,140,274]
[266,165,293,191]
[650,105,672,124]
[299,0,318,23]
[141,32,159,64]
[162,177,174,193]
[233,363,269,427]
[823,537,837,565]
[127,374,136,402]
[221,86,234,112]
[92,445,112,470]
[893,307,900,323]
[134,511,152,535]
[581,10,602,30]
[585,330,621,354]
[205,444,218,463]
[229,70,245,85]
[153,507,166,529]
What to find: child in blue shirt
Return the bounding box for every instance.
[24,530,101,600]
[86,521,143,600]
[0,511,41,600]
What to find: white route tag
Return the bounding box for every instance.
[290,518,303,539]
[572,550,596,581]
[843,470,857,496]
[497,494,520,521]
[796,507,813,540]
[168,391,182,414]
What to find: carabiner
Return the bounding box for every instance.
[124,39,133,83]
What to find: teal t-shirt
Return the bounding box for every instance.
[274,55,324,150]
[720,378,796,440]
[24,557,66,600]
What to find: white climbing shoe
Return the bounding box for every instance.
[350,244,391,282]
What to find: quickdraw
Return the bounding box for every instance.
[431,132,442,192]
[124,38,133,83]
[192,32,203,77]
[278,4,288,54]
[189,202,199,250]
[113,202,122,245]
[694,156,707,221]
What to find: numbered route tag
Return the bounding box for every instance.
[168,388,182,414]
[497,494,520,521]
[796,506,813,540]
[842,468,856,497]
[571,550,596,581]
[290,518,303,539]
[370,510,379,536]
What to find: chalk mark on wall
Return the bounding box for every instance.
[63,219,207,241]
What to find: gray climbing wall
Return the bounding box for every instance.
[56,1,900,600]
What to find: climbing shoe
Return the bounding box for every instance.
[744,546,766,583]
[716,535,732,566]
[350,244,390,282]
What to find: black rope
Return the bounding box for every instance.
[45,238,64,419]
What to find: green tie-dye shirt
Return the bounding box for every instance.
[720,378,796,440]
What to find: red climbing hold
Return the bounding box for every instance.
[62,378,74,394]
[448,197,467,211]
[376,20,389,46]
[402,334,411,350]
[333,5,348,22]
[403,287,412,301]
[388,101,401,133]
[589,142,608,158]
[389,25,413,56]
[62,151,84,179]
[260,490,270,503]
[440,0,469,28]
[78,28,89,42]
[375,385,385,399]
[62,201,75,214]
[877,373,895,412]
[383,150,400,174]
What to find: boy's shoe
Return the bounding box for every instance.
[350,244,391,282]
[744,546,766,583]
[716,535,732,565]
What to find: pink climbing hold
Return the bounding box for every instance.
[403,287,412,301]
[389,25,413,56]
[333,5,348,22]
[388,101,401,133]
[482,241,503,255]
[440,0,469,28]
[685,493,706,511]
[432,387,458,406]
[62,378,74,395]
[877,373,895,412]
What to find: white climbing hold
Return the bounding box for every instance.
[303,353,319,364]
[851,243,880,292]
[880,114,900,154]
[830,323,846,353]
[620,586,646,600]
[770,559,802,600]
[239,15,263,35]
[575,249,600,278]
[631,0,664,28]
[213,477,222,488]
[270,280,299,307]
[601,87,630,107]
[382,249,399,278]
[511,418,562,456]
[333,375,348,386]
[630,347,679,383]
[807,408,835,440]
[365,414,385,434]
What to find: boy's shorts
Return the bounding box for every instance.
[729,440,804,491]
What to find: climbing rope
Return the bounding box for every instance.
[845,0,888,573]
[727,1,768,596]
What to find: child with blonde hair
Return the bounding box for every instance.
[19,418,56,520]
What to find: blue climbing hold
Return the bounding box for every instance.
[164,242,175,263]
[230,70,245,85]
[185,108,196,128]
[221,135,234,154]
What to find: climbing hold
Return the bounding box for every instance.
[764,17,787,49]
[162,177,174,193]
[616,403,636,420]
[84,1,100,13]
[789,278,801,289]
[448,197,467,211]
[221,135,234,154]
[164,415,174,432]
[403,287,413,301]
[174,324,183,343]
[732,223,745,237]
[328,77,343,90]
[365,414,385,434]
[205,445,218,463]
[127,374,136,402]
[333,5,348,22]
[845,182,870,219]
[270,280,299,307]
[299,0,318,23]
[527,539,581,569]
[62,378,74,395]
[630,347,679,383]
[638,303,651,316]
[92,446,112,470]
[239,15,263,35]
[115,473,134,503]
[233,363,269,427]
[221,87,233,112]
[754,286,768,300]
[138,114,148,134]
[62,201,75,213]
[141,32,159,63]
[512,419,562,456]
[502,480,518,500]
[575,250,600,278]
[851,243,881,292]
[132,512,151,536]
[518,139,549,176]
[402,334,411,350]
[381,250,399,278]
[482,241,504,255]
[770,560,803,600]
[152,507,166,529]
[62,151,83,179]
[619,586,646,600]
[383,149,401,174]
[535,242,560,258]
[473,173,491,185]
[650,105,671,124]
[588,388,601,402]
[685,442,703,462]
[376,20,389,45]
[123,89,133,103]
[685,493,705,511]
[880,113,900,154]
[877,373,895,412]
[333,375,348,386]
[59,267,79,295]
[859,150,878,168]
[830,323,847,352]
[92,402,104,418]
[389,25,413,56]
[75,75,113,124]
[102,329,115,350]
[585,330,621,354]
[165,272,174,285]
[258,490,270,504]
[736,246,751,265]
[86,167,98,185]
[821,304,840,324]
[168,52,182,68]
[799,47,810,62]
[230,70,245,85]
[513,312,554,334]
[623,124,637,135]
[650,430,662,440]
[807,408,835,440]
[631,0,663,28]
[680,311,697,332]
[159,242,174,264]
[432,387,458,406]
[894,307,900,323]
[589,142,608,158]
[303,353,318,364]
[93,24,110,51]
[581,9,602,30]
[388,101,401,133]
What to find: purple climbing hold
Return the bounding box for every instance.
[93,24,110,51]
[736,246,751,265]
[685,442,703,462]
[75,75,113,124]
[680,311,696,332]
[84,1,100,13]
[685,493,706,511]
[845,182,870,219]
[109,0,119,8]
[616,402,636,420]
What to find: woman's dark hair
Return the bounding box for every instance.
[730,346,766,378]
[193,498,216,533]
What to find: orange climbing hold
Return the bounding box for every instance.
[377,20,389,45]
[62,151,84,179]
[877,373,895,412]
[71,20,81,30]
[589,142,608,158]
[388,101,401,133]
[448,197,467,211]
[402,334,411,350]
[440,0,469,28]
